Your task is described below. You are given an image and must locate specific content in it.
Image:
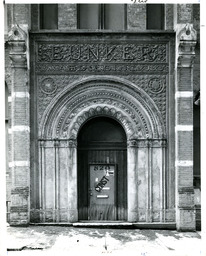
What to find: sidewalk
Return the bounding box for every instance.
[6,225,202,256]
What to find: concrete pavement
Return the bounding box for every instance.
[6,225,202,256]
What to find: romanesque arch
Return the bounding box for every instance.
[36,76,168,223]
[39,76,166,140]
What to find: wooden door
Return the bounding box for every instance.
[89,164,116,220]
[77,117,127,221]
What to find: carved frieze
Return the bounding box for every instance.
[37,43,167,63]
[35,41,168,74]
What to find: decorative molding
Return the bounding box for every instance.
[36,63,169,75]
[37,43,167,63]
[64,105,141,140]
[127,139,167,148]
[37,75,167,130]
[127,139,138,148]
[177,24,197,68]
[8,24,27,42]
[38,77,166,140]
[40,78,57,95]
[148,78,165,94]
[8,24,28,68]
[68,139,77,148]
[35,41,168,74]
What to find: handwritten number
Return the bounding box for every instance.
[131,0,147,3]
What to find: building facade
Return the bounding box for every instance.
[5,4,200,230]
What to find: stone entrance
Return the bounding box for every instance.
[6,4,199,231]
[30,72,174,223]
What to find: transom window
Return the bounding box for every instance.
[39,4,164,30]
[77,4,126,30]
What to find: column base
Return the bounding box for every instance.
[176,208,196,231]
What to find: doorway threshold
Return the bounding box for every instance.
[73,222,176,229]
[30,222,176,229]
[73,221,134,228]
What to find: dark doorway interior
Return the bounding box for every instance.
[77,117,127,221]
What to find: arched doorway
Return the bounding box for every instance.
[77,117,127,221]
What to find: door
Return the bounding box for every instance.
[89,164,116,220]
[77,117,127,221]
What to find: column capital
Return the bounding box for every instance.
[68,139,77,148]
[127,139,138,148]
[177,23,197,67]
[8,24,28,68]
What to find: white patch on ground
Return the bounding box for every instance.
[155,233,202,256]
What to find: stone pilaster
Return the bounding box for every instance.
[67,139,78,222]
[176,23,197,231]
[8,24,30,226]
[127,139,139,222]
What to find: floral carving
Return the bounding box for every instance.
[40,78,57,94]
[148,78,164,94]
[38,77,166,140]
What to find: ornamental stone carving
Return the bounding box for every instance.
[8,24,28,69]
[37,43,167,63]
[37,75,167,128]
[40,78,57,94]
[148,78,164,94]
[39,77,166,141]
[177,24,197,67]
[35,39,169,74]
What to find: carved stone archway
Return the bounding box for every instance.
[37,77,167,223]
[40,76,166,140]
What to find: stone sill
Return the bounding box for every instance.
[30,222,176,229]
[30,30,175,35]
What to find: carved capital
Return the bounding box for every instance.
[9,53,27,68]
[39,139,45,148]
[8,24,27,42]
[54,139,60,147]
[8,24,28,68]
[179,23,197,42]
[127,139,138,148]
[68,139,77,148]
[177,24,197,68]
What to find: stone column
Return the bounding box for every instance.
[127,139,138,222]
[176,23,197,231]
[8,24,30,225]
[67,139,78,222]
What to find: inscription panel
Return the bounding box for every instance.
[35,40,169,74]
